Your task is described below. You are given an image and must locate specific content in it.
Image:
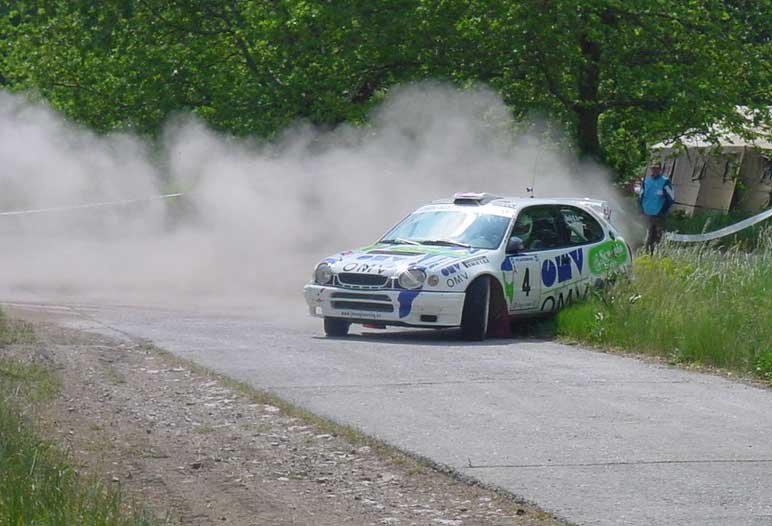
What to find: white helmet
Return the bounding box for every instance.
[512,214,533,241]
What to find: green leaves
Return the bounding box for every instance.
[1,0,769,179]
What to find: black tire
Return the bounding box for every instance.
[323,317,350,337]
[460,276,490,341]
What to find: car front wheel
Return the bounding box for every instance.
[323,317,350,337]
[460,276,490,341]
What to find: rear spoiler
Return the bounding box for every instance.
[564,198,613,222]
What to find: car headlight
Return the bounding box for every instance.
[314,262,334,285]
[398,268,426,289]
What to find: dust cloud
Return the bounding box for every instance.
[0,84,640,306]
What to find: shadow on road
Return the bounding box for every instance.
[316,318,557,347]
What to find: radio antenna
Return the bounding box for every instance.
[528,158,537,198]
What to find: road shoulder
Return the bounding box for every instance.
[4,317,565,526]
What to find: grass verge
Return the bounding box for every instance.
[555,227,772,380]
[0,309,35,346]
[0,310,157,526]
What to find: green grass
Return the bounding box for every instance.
[0,359,60,403]
[556,227,772,379]
[0,309,35,346]
[0,310,158,526]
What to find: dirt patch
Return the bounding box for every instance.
[3,320,566,526]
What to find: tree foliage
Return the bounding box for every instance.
[1,0,770,179]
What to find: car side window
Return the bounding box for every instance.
[512,206,566,251]
[558,206,605,245]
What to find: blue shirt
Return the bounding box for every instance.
[640,174,674,216]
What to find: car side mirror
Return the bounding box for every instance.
[506,236,525,254]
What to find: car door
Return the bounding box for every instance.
[505,204,607,314]
[536,205,607,312]
[511,205,591,312]
[501,252,540,312]
[502,206,548,313]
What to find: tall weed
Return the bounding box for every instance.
[557,227,772,378]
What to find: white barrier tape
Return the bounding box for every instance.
[665,208,772,242]
[0,193,183,217]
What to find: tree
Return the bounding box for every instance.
[2,0,770,179]
[446,0,771,172]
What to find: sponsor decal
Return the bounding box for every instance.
[540,282,591,312]
[501,255,538,306]
[541,248,584,288]
[493,201,519,209]
[426,256,464,270]
[341,262,388,274]
[500,257,516,303]
[438,260,471,286]
[588,240,628,275]
[462,255,490,268]
[445,271,469,288]
[440,263,461,276]
[398,290,421,318]
[339,311,383,319]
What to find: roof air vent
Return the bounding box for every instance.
[452,192,502,206]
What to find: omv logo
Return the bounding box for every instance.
[541,249,584,287]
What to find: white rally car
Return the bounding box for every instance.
[304,193,631,340]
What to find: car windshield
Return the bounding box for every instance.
[381,210,511,250]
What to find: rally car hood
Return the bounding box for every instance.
[323,242,491,276]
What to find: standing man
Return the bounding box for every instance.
[639,160,675,253]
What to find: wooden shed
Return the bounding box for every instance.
[651,132,772,216]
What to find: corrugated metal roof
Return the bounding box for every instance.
[653,107,772,150]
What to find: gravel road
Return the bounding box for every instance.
[5,319,555,525]
[5,293,772,526]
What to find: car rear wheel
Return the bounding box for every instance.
[461,276,490,341]
[324,317,350,337]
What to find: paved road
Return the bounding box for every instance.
[5,294,772,526]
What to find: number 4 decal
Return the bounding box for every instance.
[522,268,531,296]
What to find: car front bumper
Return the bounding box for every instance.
[303,284,465,327]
